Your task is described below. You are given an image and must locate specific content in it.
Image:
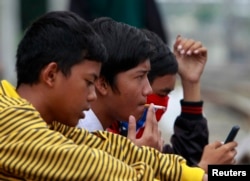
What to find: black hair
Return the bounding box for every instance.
[91,17,154,92]
[16,11,107,87]
[141,29,178,84]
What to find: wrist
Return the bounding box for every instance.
[180,100,204,120]
[182,81,201,101]
[197,161,208,173]
[202,174,208,181]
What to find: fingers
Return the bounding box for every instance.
[195,47,207,58]
[178,40,202,55]
[212,140,238,152]
[201,140,238,166]
[160,137,165,152]
[173,34,182,51]
[224,141,238,149]
[174,35,206,56]
[232,159,236,165]
[231,148,237,158]
[144,103,161,141]
[218,141,238,152]
[127,107,164,151]
[127,115,137,141]
[222,141,238,157]
[228,149,237,165]
[139,103,163,151]
[219,141,238,165]
[144,103,158,133]
[211,140,224,149]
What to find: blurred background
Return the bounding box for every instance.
[0,0,249,159]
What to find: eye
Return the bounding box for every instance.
[159,91,172,97]
[136,73,148,80]
[137,75,144,79]
[86,79,94,86]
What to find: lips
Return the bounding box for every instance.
[138,104,147,114]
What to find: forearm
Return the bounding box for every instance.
[170,104,209,166]
[51,121,207,180]
[91,131,206,181]
[181,80,201,102]
[1,128,154,180]
[1,121,206,181]
[65,125,205,181]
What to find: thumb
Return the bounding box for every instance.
[174,34,182,53]
[127,115,137,141]
[213,140,223,149]
[176,34,181,41]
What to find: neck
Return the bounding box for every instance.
[17,84,53,124]
[91,101,116,130]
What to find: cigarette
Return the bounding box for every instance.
[144,104,166,110]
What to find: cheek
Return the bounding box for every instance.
[115,79,145,114]
[122,85,141,103]
[111,92,138,118]
[66,84,87,104]
[63,89,79,107]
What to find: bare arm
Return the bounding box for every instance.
[173,35,207,102]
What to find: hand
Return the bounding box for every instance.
[202,174,208,181]
[127,103,164,151]
[198,141,238,173]
[173,35,207,83]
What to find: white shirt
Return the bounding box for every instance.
[77,109,104,131]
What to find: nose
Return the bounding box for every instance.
[143,78,153,96]
[87,87,97,102]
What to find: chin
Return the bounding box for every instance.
[131,112,142,121]
[80,111,85,119]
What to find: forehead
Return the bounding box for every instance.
[151,74,176,93]
[71,60,102,77]
[123,59,151,75]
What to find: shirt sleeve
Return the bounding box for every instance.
[163,100,209,166]
[0,106,204,181]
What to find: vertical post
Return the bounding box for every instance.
[0,0,20,84]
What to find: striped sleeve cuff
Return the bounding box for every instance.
[180,99,204,120]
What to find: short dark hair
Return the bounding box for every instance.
[91,17,154,92]
[141,29,178,84]
[16,11,107,87]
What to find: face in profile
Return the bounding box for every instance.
[104,59,153,122]
[148,73,176,120]
[151,74,176,97]
[51,60,101,127]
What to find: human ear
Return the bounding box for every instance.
[94,76,109,95]
[40,62,58,87]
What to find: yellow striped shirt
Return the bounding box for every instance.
[0,80,205,181]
